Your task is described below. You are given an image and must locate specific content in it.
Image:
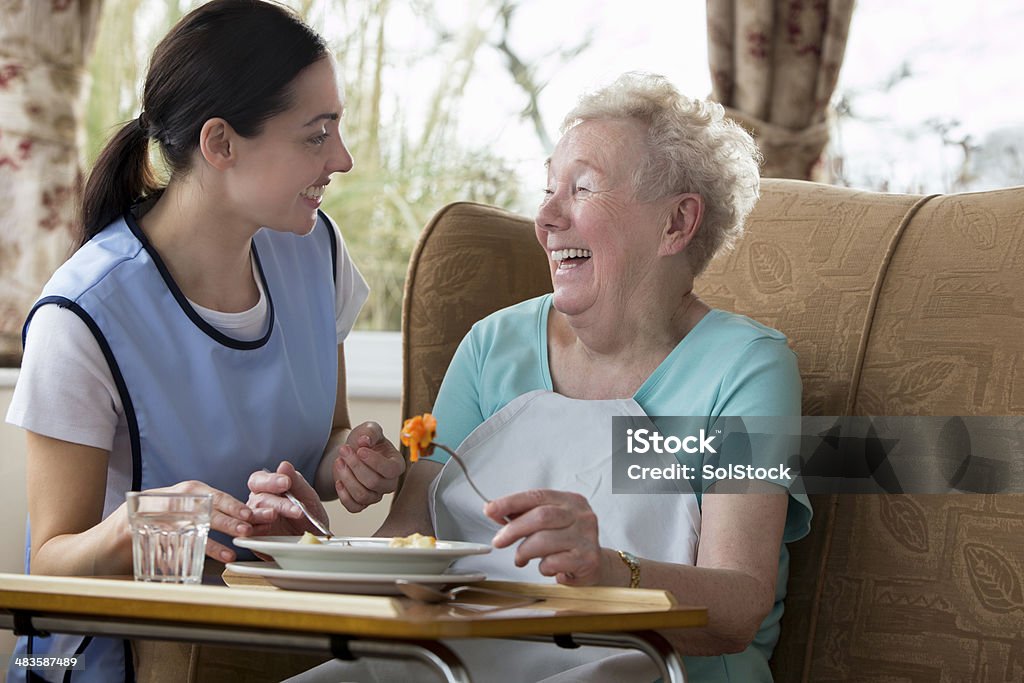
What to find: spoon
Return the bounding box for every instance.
[260,468,335,539]
[394,580,543,607]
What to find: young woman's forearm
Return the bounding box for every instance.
[314,426,351,499]
[26,432,128,576]
[30,506,133,576]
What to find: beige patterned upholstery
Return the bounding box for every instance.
[401,179,1024,682]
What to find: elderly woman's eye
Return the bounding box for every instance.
[575,185,591,194]
[541,189,554,201]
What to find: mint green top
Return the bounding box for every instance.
[429,294,811,682]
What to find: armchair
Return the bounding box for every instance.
[401,179,1024,682]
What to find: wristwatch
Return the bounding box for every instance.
[616,549,641,588]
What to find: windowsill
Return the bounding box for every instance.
[0,331,403,399]
[343,330,402,399]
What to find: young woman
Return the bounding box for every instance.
[5,2,402,681]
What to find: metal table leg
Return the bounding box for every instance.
[516,630,687,683]
[3,612,688,682]
[341,638,470,683]
[0,612,471,683]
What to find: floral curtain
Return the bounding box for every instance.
[707,0,855,180]
[0,0,103,365]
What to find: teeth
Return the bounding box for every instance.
[301,185,325,200]
[551,248,592,261]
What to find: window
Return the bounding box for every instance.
[85,0,709,335]
[827,0,1024,193]
[86,0,710,395]
[84,1,1020,395]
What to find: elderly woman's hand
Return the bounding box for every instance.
[331,421,406,512]
[485,489,607,586]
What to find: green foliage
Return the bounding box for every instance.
[321,146,521,330]
[84,0,144,165]
[314,0,523,329]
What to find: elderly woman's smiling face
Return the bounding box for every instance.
[536,117,677,320]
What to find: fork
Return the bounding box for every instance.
[395,579,543,607]
[429,444,515,525]
[431,444,497,507]
[259,468,335,539]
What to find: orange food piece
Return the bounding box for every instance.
[400,413,437,462]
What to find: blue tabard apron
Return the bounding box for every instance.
[10,210,339,683]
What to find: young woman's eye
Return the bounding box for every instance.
[309,132,330,146]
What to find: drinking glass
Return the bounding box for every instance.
[126,492,212,583]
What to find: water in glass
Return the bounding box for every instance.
[127,493,211,583]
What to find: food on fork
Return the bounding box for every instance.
[298,531,323,545]
[389,532,437,548]
[400,413,495,507]
[400,414,437,462]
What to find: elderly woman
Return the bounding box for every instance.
[263,72,810,683]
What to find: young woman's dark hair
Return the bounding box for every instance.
[80,0,329,247]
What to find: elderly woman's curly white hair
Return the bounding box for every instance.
[561,72,762,275]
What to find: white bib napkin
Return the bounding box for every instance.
[431,388,701,580]
[426,390,701,681]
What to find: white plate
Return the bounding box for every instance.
[226,561,486,595]
[233,536,491,574]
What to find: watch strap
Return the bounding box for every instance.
[616,549,641,588]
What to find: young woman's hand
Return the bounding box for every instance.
[245,461,330,537]
[142,480,258,564]
[332,421,406,512]
[25,434,260,574]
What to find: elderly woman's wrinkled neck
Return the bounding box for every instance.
[547,290,710,400]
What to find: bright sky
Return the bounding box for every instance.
[834,0,1024,191]
[842,0,1022,133]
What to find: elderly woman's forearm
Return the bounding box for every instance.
[372,460,441,538]
[627,558,778,655]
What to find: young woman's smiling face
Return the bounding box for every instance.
[226,56,353,235]
[535,117,676,321]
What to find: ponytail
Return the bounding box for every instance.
[79,117,159,248]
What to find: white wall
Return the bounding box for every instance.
[1,382,27,658]
[0,382,27,658]
[0,378,401,656]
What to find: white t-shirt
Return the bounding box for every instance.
[7,220,368,475]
